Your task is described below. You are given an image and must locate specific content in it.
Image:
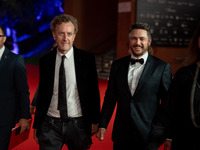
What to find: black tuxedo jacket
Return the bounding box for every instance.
[99,54,172,145]
[0,47,31,127]
[33,46,100,136]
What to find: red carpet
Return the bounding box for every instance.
[11,65,113,150]
[11,65,164,150]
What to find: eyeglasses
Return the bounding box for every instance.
[0,35,5,37]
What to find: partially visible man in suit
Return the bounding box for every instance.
[0,26,31,149]
[33,14,100,150]
[96,22,172,150]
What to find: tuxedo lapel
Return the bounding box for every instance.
[134,55,155,96]
[120,55,133,97]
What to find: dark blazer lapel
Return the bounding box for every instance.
[121,55,132,97]
[134,54,155,96]
[47,48,57,91]
[73,47,82,89]
[1,48,10,65]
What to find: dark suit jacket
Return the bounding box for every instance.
[99,54,172,145]
[147,64,200,150]
[33,46,100,136]
[0,47,31,127]
[31,86,38,107]
[166,64,200,150]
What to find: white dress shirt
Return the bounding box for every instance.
[47,47,83,118]
[128,52,148,95]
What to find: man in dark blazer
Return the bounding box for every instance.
[0,26,31,149]
[33,14,100,150]
[96,23,172,150]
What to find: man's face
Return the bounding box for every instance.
[0,28,6,49]
[52,22,76,54]
[129,29,151,58]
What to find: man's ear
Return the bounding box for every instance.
[52,31,56,40]
[148,38,152,46]
[3,36,7,43]
[72,34,76,43]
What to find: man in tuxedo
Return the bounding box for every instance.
[96,22,172,150]
[33,14,100,150]
[0,26,31,149]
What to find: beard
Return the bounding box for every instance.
[59,43,72,52]
[130,44,149,57]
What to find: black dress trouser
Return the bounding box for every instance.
[38,115,91,150]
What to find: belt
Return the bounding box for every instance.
[46,115,83,123]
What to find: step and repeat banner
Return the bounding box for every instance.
[136,0,200,47]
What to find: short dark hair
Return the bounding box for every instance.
[0,26,6,36]
[50,14,78,34]
[129,22,151,40]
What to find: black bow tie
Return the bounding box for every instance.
[130,58,144,65]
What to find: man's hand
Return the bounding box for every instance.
[30,105,36,114]
[34,129,39,144]
[96,128,106,141]
[164,139,172,150]
[18,118,30,134]
[91,123,99,135]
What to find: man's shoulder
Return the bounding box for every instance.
[74,46,93,56]
[73,46,95,61]
[150,55,169,65]
[112,55,130,64]
[4,48,22,62]
[5,47,19,57]
[40,49,56,61]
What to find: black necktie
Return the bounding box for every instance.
[58,55,68,121]
[130,58,144,65]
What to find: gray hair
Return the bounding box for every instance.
[50,14,78,34]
